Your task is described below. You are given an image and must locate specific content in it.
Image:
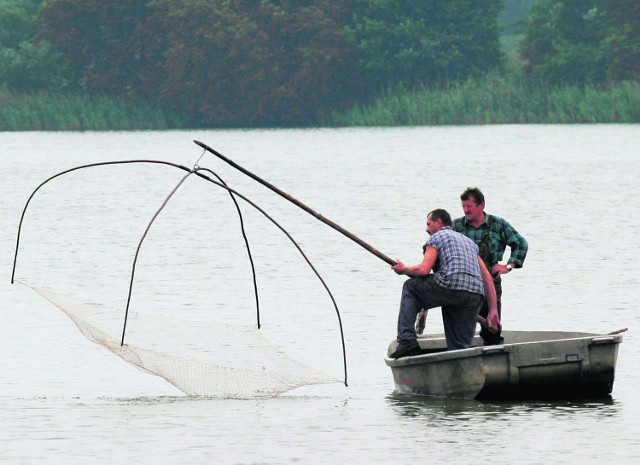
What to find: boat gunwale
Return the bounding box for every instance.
[384,331,624,368]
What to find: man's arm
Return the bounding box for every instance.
[503,219,528,268]
[479,257,501,330]
[392,246,437,277]
[492,218,528,277]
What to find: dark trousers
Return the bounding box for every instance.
[397,275,483,350]
[479,278,503,345]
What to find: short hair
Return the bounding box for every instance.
[460,187,484,206]
[428,208,452,226]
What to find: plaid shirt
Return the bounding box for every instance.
[452,213,528,268]
[424,227,485,296]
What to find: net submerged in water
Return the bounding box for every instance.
[28,284,341,398]
[12,158,348,398]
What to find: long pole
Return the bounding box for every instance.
[193,140,494,332]
[193,140,396,265]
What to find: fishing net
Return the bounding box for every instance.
[12,159,346,398]
[25,284,338,397]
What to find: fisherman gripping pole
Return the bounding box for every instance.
[193,140,395,265]
[193,140,497,333]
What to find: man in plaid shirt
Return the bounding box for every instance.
[453,187,528,346]
[389,209,500,359]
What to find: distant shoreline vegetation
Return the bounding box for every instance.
[1,76,638,131]
[324,75,640,126]
[0,90,189,131]
[2,1,638,130]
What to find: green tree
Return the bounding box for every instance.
[37,0,150,93]
[0,41,69,90]
[520,0,605,85]
[143,0,358,126]
[501,1,533,22]
[0,2,34,48]
[519,0,639,85]
[594,0,640,82]
[343,0,505,92]
[36,0,359,125]
[0,1,69,91]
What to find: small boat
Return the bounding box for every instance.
[385,329,625,400]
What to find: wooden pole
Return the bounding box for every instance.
[193,140,495,333]
[194,140,396,265]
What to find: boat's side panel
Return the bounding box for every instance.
[583,336,620,395]
[389,348,486,399]
[476,335,621,399]
[386,332,623,400]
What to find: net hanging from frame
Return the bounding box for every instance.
[23,284,337,398]
[12,156,347,398]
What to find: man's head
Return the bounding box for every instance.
[426,208,451,235]
[460,187,485,225]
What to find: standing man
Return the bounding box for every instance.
[389,209,500,358]
[453,187,528,346]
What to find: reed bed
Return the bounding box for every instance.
[326,75,640,126]
[2,78,637,130]
[0,91,188,131]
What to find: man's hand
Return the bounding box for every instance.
[486,307,502,331]
[392,259,407,275]
[491,263,511,278]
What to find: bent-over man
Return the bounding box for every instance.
[390,209,500,358]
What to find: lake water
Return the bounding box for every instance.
[1,125,639,464]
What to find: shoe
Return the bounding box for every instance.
[389,339,421,359]
[481,328,504,346]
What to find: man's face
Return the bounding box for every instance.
[426,214,441,236]
[461,198,484,223]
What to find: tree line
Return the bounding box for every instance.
[0,0,638,128]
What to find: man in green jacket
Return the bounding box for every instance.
[452,187,528,345]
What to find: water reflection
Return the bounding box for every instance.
[386,392,619,420]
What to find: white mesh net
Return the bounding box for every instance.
[27,283,340,398]
[12,162,345,398]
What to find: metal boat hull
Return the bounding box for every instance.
[385,331,622,400]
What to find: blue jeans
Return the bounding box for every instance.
[397,275,483,350]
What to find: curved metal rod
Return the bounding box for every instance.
[12,159,348,386]
[123,166,262,344]
[11,160,192,284]
[121,170,193,346]
[11,160,260,330]
[197,167,261,329]
[192,170,348,386]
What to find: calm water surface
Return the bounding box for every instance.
[1,126,639,464]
